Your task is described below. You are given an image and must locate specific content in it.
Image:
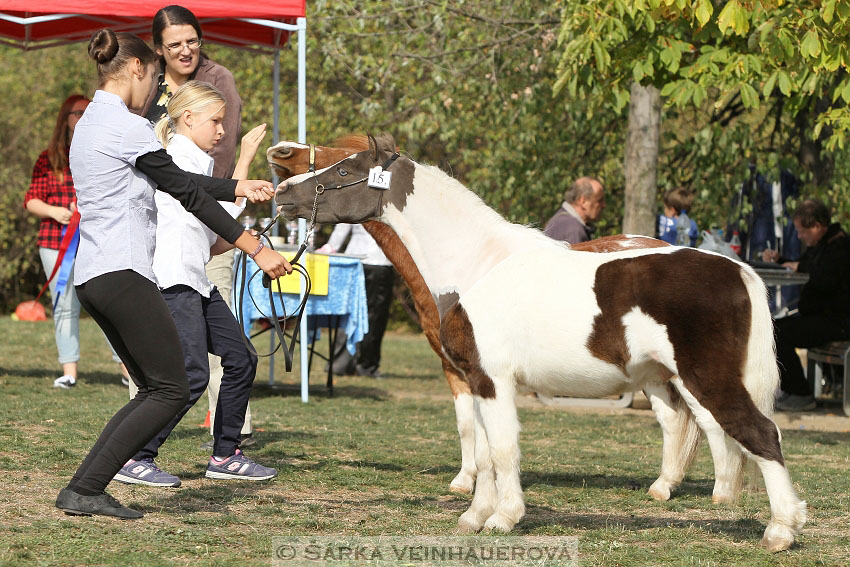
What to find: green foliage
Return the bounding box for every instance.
[555,0,850,243]
[557,0,850,149]
[0,46,94,311]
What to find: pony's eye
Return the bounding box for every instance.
[337,167,348,177]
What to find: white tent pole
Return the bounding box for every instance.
[268,48,281,386]
[296,17,309,403]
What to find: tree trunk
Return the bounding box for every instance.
[623,82,661,236]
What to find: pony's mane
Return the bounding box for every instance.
[331,133,369,151]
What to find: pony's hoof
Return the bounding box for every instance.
[449,470,476,494]
[457,512,483,534]
[761,534,794,553]
[761,524,796,553]
[711,492,735,505]
[647,481,671,502]
[483,513,516,533]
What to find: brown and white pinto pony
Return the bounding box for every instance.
[267,138,709,503]
[267,136,748,507]
[274,133,806,551]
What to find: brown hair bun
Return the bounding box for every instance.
[88,28,119,64]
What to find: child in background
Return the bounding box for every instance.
[115,80,277,487]
[657,186,699,247]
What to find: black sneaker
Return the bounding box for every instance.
[55,488,143,519]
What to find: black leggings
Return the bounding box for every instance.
[68,270,190,495]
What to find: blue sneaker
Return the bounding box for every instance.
[113,459,182,487]
[205,449,277,481]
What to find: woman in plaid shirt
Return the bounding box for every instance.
[24,94,129,389]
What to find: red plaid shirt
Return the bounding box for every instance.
[24,150,76,249]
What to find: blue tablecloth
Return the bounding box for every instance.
[234,253,369,355]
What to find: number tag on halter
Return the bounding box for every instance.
[368,166,392,190]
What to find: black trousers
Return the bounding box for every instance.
[331,264,395,376]
[775,314,850,395]
[133,285,257,460]
[69,270,190,495]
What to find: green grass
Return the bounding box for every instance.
[1,317,849,566]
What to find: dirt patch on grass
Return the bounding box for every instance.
[393,387,850,433]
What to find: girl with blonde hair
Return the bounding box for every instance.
[113,80,277,489]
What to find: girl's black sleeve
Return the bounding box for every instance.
[135,148,244,244]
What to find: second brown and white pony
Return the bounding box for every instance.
[275,133,806,551]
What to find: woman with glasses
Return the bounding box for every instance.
[141,5,240,180]
[24,94,131,389]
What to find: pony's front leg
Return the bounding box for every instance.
[477,389,524,532]
[458,398,497,533]
[449,389,477,494]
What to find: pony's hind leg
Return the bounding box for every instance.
[476,389,524,532]
[671,378,806,552]
[644,383,701,501]
[457,398,498,533]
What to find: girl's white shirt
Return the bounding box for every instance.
[152,133,245,296]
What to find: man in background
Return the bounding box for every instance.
[544,177,606,244]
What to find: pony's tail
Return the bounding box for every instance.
[735,266,783,495]
[670,384,702,474]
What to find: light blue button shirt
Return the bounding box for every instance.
[70,90,164,286]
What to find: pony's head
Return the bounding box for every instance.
[276,132,411,224]
[266,133,371,180]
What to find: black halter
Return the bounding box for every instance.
[314,152,400,194]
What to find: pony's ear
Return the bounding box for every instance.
[374,133,396,155]
[367,132,379,162]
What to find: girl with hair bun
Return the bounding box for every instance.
[112,80,276,488]
[54,28,291,520]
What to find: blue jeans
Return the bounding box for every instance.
[39,247,121,365]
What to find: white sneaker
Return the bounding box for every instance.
[53,375,76,389]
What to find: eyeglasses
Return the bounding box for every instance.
[67,110,85,117]
[163,38,202,54]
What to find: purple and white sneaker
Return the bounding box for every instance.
[113,458,182,487]
[205,449,277,481]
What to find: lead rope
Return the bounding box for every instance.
[235,147,321,371]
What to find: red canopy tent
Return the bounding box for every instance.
[0,1,305,51]
[0,1,313,397]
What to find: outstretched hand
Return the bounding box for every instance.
[240,123,267,164]
[235,179,275,203]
